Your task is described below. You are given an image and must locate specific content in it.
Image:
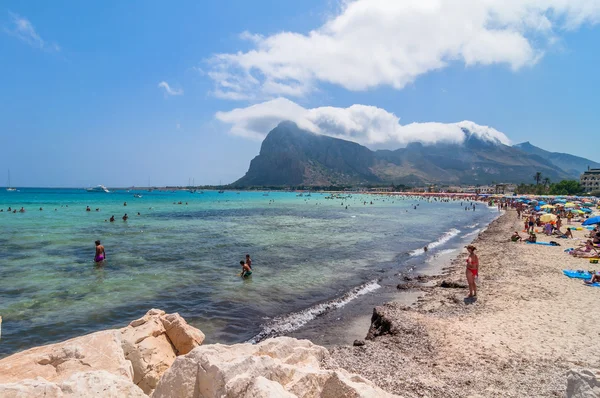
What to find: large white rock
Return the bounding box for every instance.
[0,308,206,396]
[0,371,146,398]
[0,330,133,384]
[161,313,205,355]
[566,369,600,398]
[152,336,399,398]
[121,309,177,394]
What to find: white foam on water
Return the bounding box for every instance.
[247,280,381,343]
[466,223,480,229]
[462,228,483,239]
[409,228,461,256]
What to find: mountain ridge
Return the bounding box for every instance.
[233,122,585,187]
[513,141,600,177]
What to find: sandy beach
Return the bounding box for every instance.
[326,210,600,397]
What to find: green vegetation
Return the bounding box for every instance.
[515,175,583,195]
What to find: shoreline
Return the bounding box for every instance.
[287,209,502,348]
[256,207,501,347]
[325,210,599,397]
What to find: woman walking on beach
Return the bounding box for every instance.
[465,245,479,298]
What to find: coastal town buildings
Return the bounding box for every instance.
[580,168,600,192]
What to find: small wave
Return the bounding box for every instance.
[247,280,381,344]
[462,228,483,239]
[409,228,461,256]
[466,223,480,229]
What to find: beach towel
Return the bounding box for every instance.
[586,283,600,288]
[563,270,592,279]
[526,241,555,246]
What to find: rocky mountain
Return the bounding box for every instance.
[513,141,600,178]
[233,122,575,187]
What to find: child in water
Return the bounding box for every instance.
[240,260,252,278]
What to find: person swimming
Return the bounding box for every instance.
[94,240,106,263]
[122,213,128,221]
[110,215,115,222]
[240,260,252,278]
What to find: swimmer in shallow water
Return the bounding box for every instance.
[240,260,252,278]
[94,240,106,263]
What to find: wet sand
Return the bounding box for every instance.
[326,211,600,397]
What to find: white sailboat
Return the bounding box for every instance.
[6,170,16,192]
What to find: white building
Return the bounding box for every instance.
[581,168,600,192]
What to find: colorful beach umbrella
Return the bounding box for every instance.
[540,214,557,223]
[564,202,576,208]
[540,204,555,209]
[583,216,600,226]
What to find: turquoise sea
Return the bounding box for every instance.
[0,188,498,357]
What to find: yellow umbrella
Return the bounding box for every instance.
[540,214,557,222]
[569,209,584,214]
[564,202,576,208]
[540,204,555,209]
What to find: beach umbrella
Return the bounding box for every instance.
[540,204,555,209]
[540,214,557,223]
[570,209,584,214]
[581,208,592,213]
[534,205,541,211]
[565,202,576,208]
[582,203,594,207]
[583,216,600,226]
[538,201,547,205]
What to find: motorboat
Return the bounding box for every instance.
[86,185,110,193]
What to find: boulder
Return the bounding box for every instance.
[152,336,399,398]
[0,330,133,384]
[0,308,205,396]
[366,306,395,340]
[0,371,146,398]
[160,313,205,355]
[121,310,176,394]
[566,369,600,398]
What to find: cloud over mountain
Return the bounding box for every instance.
[208,0,600,100]
[215,97,510,148]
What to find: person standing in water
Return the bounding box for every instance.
[94,240,106,263]
[465,245,479,298]
[240,260,252,278]
[245,254,252,269]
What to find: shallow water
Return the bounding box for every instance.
[0,189,496,356]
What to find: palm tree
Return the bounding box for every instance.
[533,172,542,185]
[542,177,551,188]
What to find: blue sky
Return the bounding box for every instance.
[1,0,599,187]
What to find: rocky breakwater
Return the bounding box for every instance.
[0,310,398,398]
[153,336,398,398]
[0,309,204,397]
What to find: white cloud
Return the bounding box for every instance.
[209,0,600,99]
[215,97,510,147]
[158,81,184,96]
[6,12,60,52]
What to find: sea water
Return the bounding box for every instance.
[0,189,497,356]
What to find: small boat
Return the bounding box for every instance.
[218,190,225,194]
[6,170,16,192]
[133,194,142,198]
[86,185,110,193]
